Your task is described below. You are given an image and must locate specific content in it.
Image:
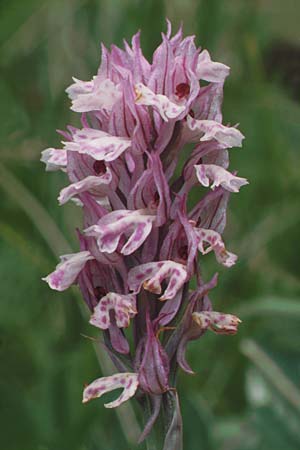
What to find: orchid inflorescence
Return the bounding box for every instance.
[42,21,247,446]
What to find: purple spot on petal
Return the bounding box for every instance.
[51,270,64,288]
[136,273,145,280]
[168,279,176,289]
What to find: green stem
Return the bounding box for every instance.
[144,397,164,450]
[144,391,183,450]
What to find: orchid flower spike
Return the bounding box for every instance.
[42,20,247,447]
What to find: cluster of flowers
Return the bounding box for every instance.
[42,22,246,441]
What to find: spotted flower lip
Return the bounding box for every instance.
[187,116,244,148]
[89,292,137,329]
[128,261,188,300]
[84,209,156,255]
[83,373,139,408]
[192,311,241,335]
[42,251,94,291]
[195,164,248,193]
[58,170,113,205]
[195,228,237,267]
[196,49,230,82]
[65,76,95,99]
[40,148,67,171]
[66,77,121,113]
[63,128,132,162]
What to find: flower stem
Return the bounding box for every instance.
[144,391,183,450]
[144,397,164,450]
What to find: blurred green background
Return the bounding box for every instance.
[1,0,300,449]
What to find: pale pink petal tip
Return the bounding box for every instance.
[82,373,139,408]
[128,261,187,300]
[58,171,112,205]
[195,228,237,267]
[42,251,94,291]
[187,117,244,148]
[84,209,156,255]
[192,311,241,335]
[89,293,137,329]
[197,49,230,83]
[66,77,121,113]
[63,128,131,162]
[195,164,248,193]
[41,148,67,171]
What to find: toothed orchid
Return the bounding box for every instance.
[42,21,246,448]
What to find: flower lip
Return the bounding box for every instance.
[195,227,238,268]
[128,260,188,301]
[196,49,230,83]
[66,77,121,113]
[58,172,112,205]
[195,164,248,193]
[84,209,156,255]
[63,128,132,162]
[187,116,244,148]
[192,311,241,335]
[42,251,94,291]
[82,372,139,408]
[89,292,137,329]
[40,148,67,171]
